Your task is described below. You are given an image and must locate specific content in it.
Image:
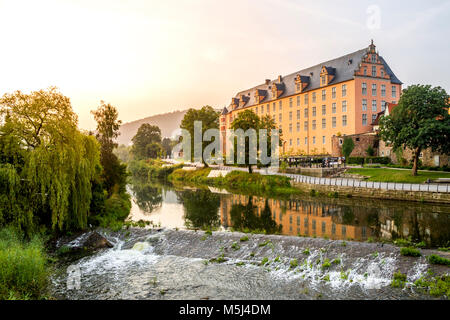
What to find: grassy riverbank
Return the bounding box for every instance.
[0,227,50,300]
[168,168,302,196]
[347,168,450,183]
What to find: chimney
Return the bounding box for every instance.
[265,79,270,85]
[277,75,282,83]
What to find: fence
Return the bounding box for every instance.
[279,173,450,193]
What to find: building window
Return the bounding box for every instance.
[312,107,316,117]
[297,138,300,145]
[321,76,326,85]
[381,101,386,111]
[273,103,276,112]
[332,87,336,99]
[381,84,386,97]
[342,100,347,113]
[322,105,326,115]
[279,114,282,122]
[312,92,316,103]
[313,136,316,144]
[255,107,258,114]
[296,83,300,91]
[304,121,308,131]
[371,55,376,63]
[322,118,326,129]
[372,66,377,77]
[322,89,326,101]
[322,222,326,233]
[332,117,336,128]
[297,110,300,120]
[342,115,347,127]
[289,139,292,146]
[266,104,269,113]
[372,114,377,123]
[362,99,367,111]
[296,122,300,132]
[392,86,397,98]
[279,100,282,110]
[322,136,326,144]
[339,139,343,145]
[312,120,316,130]
[362,83,367,95]
[297,96,300,106]
[381,69,385,78]
[372,84,377,96]
[305,137,308,145]
[289,98,293,108]
[289,111,292,121]
[332,103,336,114]
[289,123,292,133]
[272,115,276,121]
[372,100,377,112]
[304,94,309,105]
[362,114,367,126]
[304,108,308,118]
[342,84,347,97]
[364,68,367,76]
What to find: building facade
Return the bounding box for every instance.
[220,41,402,156]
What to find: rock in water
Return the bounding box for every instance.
[131,242,150,251]
[84,232,113,250]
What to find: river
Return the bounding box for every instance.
[49,179,450,300]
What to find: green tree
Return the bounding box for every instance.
[180,106,219,165]
[179,189,220,230]
[342,137,355,162]
[161,137,173,158]
[366,145,375,157]
[91,101,127,195]
[379,85,450,175]
[131,123,162,160]
[0,87,101,232]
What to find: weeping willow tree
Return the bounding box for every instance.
[0,87,102,232]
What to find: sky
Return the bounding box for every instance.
[1,0,449,130]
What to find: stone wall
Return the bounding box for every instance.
[331,133,378,157]
[291,181,450,204]
[378,142,449,167]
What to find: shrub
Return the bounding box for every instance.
[400,247,421,257]
[391,271,407,288]
[427,254,450,266]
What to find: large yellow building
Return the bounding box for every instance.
[220,41,402,156]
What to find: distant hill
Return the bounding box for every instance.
[118,110,189,146]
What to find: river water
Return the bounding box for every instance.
[50,179,450,300]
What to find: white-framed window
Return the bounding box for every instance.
[304,108,308,118]
[304,121,308,131]
[322,136,326,144]
[321,76,326,86]
[381,101,386,111]
[313,136,316,144]
[362,114,367,126]
[362,99,367,111]
[266,104,269,113]
[342,115,347,127]
[289,139,292,146]
[297,110,300,120]
[342,84,347,97]
[289,123,292,133]
[305,137,308,145]
[392,86,397,98]
[342,100,347,113]
[297,96,300,106]
[372,66,377,77]
[304,94,309,105]
[312,107,316,117]
[371,55,377,63]
[297,138,300,146]
[381,69,385,78]
[332,103,336,114]
[279,113,282,122]
[322,105,326,115]
[362,83,367,95]
[332,87,336,99]
[372,114,377,123]
[312,92,316,103]
[273,103,276,112]
[312,120,316,130]
[381,84,386,97]
[279,100,282,110]
[372,84,377,96]
[322,118,326,129]
[289,98,293,108]
[332,117,336,128]
[289,111,292,121]
[372,100,377,112]
[322,89,326,101]
[296,122,300,132]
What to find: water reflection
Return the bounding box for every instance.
[127,180,450,247]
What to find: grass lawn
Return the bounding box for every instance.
[347,168,450,183]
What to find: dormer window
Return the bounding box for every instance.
[254,89,267,104]
[295,74,310,93]
[239,95,249,107]
[320,66,336,87]
[271,83,285,99]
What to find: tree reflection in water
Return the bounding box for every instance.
[178,189,220,230]
[129,181,163,214]
[230,197,282,235]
